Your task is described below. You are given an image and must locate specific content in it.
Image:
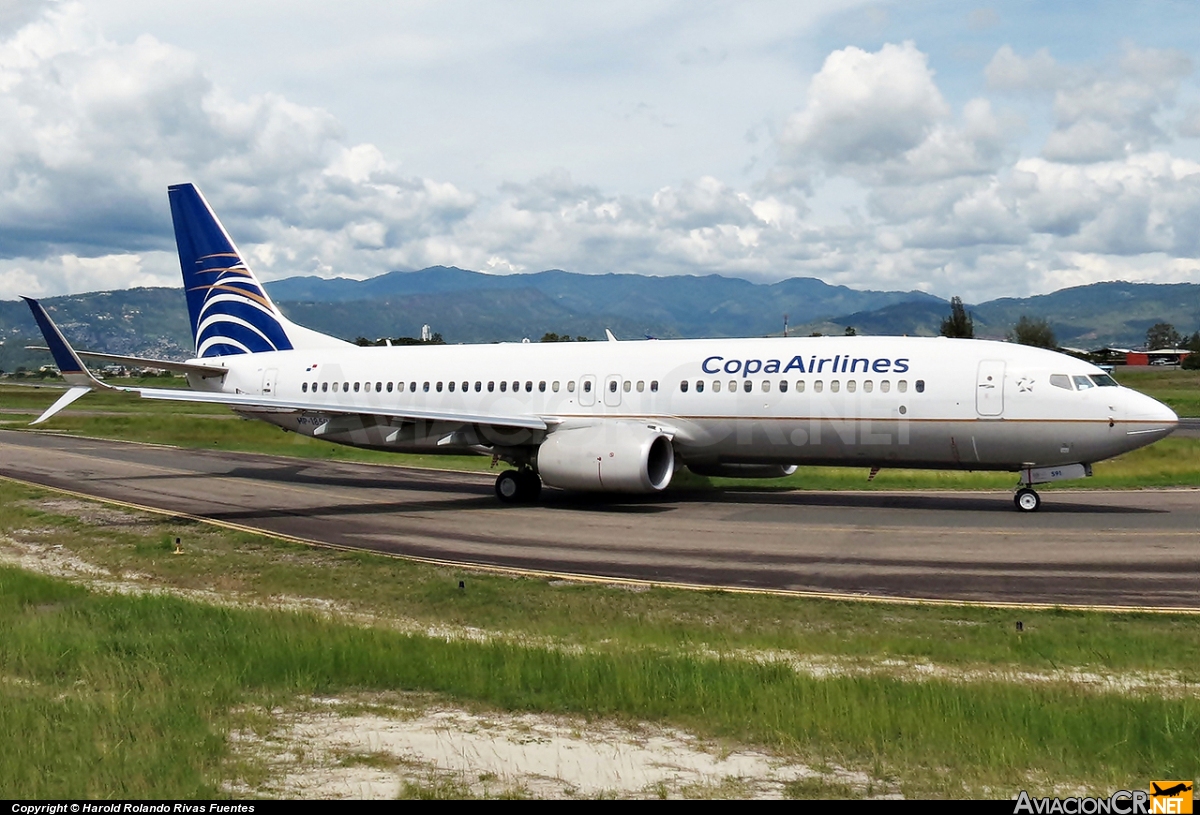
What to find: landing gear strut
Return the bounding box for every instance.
[495,469,542,504]
[1013,486,1041,513]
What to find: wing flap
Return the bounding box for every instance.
[135,387,549,431]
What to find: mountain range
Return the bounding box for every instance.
[2,266,1199,372]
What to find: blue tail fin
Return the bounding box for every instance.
[169,183,296,358]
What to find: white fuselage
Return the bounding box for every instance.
[187,335,1177,473]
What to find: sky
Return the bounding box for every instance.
[2,0,1200,303]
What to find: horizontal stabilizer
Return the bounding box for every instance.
[31,386,92,425]
[25,346,227,378]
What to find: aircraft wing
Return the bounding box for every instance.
[25,346,227,378]
[136,387,549,431]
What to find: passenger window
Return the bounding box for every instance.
[636,381,644,392]
[583,381,591,393]
[796,380,805,393]
[423,382,430,392]
[398,381,405,392]
[525,381,533,392]
[302,382,308,392]
[322,382,328,393]
[712,380,721,392]
[1073,375,1095,390]
[744,381,753,393]
[513,381,520,392]
[881,380,890,393]
[539,381,546,392]
[680,380,689,392]
[915,380,925,393]
[500,381,507,392]
[376,382,382,392]
[409,382,416,393]
[448,381,455,392]
[831,380,839,393]
[864,380,872,393]
[847,380,856,393]
[729,380,738,392]
[623,381,631,392]
[387,382,393,393]
[762,380,771,392]
[354,382,360,392]
[552,381,560,392]
[696,380,705,393]
[650,381,658,392]
[436,382,443,392]
[898,380,908,393]
[462,381,468,392]
[475,381,481,392]
[488,381,494,392]
[779,380,788,393]
[814,381,823,393]
[567,380,575,392]
[609,380,618,393]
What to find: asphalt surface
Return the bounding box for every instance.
[1,429,1198,610]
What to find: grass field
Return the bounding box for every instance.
[1,481,1197,798]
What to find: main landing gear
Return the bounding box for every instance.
[1013,486,1041,513]
[495,469,542,503]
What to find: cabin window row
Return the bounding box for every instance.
[300,379,662,394]
[678,379,924,394]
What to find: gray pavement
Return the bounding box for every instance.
[1,429,1198,610]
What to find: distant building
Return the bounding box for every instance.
[421,324,432,342]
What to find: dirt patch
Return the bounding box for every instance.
[227,696,878,799]
[23,498,146,528]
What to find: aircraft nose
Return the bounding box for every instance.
[1125,391,1178,429]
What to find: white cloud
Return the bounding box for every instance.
[781,41,950,167]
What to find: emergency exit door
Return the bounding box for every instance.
[976,360,1004,416]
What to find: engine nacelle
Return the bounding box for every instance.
[537,422,675,493]
[687,463,799,479]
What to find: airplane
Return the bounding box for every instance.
[22,183,1178,511]
[1152,783,1193,798]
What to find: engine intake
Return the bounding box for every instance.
[537,423,675,493]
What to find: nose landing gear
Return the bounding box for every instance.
[1013,487,1041,512]
[495,469,542,503]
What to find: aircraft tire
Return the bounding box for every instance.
[495,470,523,503]
[1014,487,1041,513]
[519,470,543,502]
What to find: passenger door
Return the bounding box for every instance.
[262,368,278,397]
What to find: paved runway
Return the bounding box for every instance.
[1,429,1198,610]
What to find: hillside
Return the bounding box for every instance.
[2,268,1198,372]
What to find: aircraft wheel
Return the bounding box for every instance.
[1014,487,1041,513]
[519,470,543,502]
[495,470,522,503]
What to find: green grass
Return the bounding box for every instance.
[3,482,1200,798]
[2,564,1198,799]
[6,480,1200,670]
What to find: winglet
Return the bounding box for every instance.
[22,298,112,422]
[605,328,618,342]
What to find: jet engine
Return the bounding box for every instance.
[537,422,675,493]
[686,463,799,479]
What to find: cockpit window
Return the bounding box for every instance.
[1049,374,1072,390]
[1072,375,1095,390]
[1091,374,1118,387]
